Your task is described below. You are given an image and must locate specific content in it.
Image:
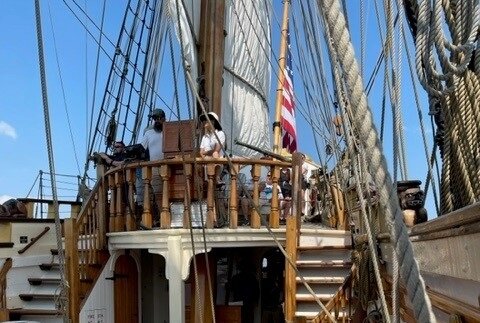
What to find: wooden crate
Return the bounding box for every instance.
[163,119,196,158]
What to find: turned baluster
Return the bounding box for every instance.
[142,166,153,228]
[160,165,171,229]
[125,169,136,231]
[183,164,193,228]
[251,164,261,228]
[270,166,280,228]
[206,164,216,228]
[108,174,116,232]
[229,164,239,229]
[115,172,125,231]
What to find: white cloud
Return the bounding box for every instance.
[0,121,17,139]
[0,195,14,204]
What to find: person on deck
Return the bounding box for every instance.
[136,108,166,220]
[199,112,227,227]
[199,111,225,158]
[94,141,127,168]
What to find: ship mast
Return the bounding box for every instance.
[272,0,291,154]
[198,0,225,118]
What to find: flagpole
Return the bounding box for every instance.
[272,0,291,154]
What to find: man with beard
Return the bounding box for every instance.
[136,108,166,225]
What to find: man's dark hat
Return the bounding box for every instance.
[149,108,166,119]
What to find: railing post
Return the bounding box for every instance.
[65,218,80,323]
[270,166,280,228]
[97,181,107,247]
[142,166,153,228]
[284,216,297,321]
[115,172,125,231]
[160,165,171,229]
[251,164,261,228]
[229,163,239,229]
[183,164,193,228]
[108,174,116,232]
[206,164,216,228]
[126,169,136,231]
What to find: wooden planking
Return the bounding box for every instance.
[410,202,480,236]
[411,231,480,281]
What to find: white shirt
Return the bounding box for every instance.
[141,128,163,160]
[200,130,226,157]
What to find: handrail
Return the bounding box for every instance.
[17,226,50,254]
[312,265,356,322]
[0,258,13,309]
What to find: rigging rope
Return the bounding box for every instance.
[34,0,69,320]
[318,0,436,321]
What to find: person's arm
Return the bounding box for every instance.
[96,153,123,167]
[212,131,226,157]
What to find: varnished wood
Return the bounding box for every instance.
[160,165,171,228]
[126,169,136,231]
[142,166,153,228]
[206,164,216,228]
[251,164,261,228]
[65,219,80,323]
[270,166,280,228]
[292,153,303,231]
[183,164,193,228]
[198,0,225,117]
[115,172,125,232]
[229,164,239,229]
[96,181,106,248]
[284,216,298,322]
[108,174,116,232]
[114,255,139,323]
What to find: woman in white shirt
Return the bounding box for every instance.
[199,112,226,158]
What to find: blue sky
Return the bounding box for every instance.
[0,1,437,217]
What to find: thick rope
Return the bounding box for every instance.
[319,0,436,321]
[34,0,69,320]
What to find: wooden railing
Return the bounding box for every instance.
[103,157,292,231]
[17,226,50,254]
[64,157,294,322]
[0,258,13,320]
[312,265,356,322]
[65,177,109,323]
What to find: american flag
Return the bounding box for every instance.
[281,34,297,153]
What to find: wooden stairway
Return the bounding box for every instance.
[293,228,353,322]
[8,248,63,322]
[9,248,108,322]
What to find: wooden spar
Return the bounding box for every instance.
[198,0,225,117]
[272,0,291,154]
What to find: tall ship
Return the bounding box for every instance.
[0,0,479,322]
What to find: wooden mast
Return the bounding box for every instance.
[198,0,225,117]
[190,1,225,322]
[272,0,291,153]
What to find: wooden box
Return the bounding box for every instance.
[163,119,196,158]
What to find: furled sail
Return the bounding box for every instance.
[222,1,272,157]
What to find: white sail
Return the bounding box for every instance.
[167,0,271,157]
[222,0,272,157]
[166,0,201,82]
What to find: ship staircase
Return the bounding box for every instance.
[0,193,110,322]
[283,216,355,323]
